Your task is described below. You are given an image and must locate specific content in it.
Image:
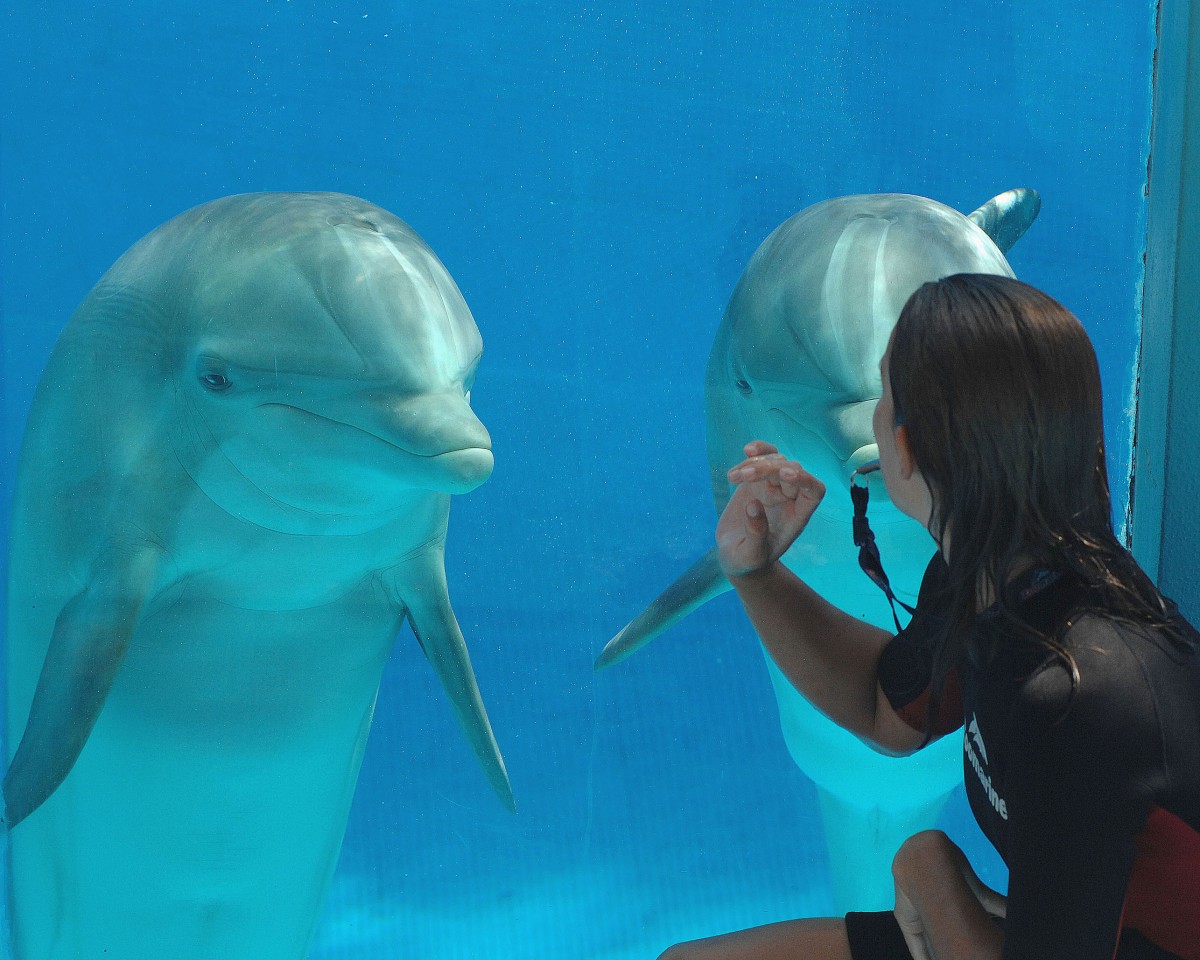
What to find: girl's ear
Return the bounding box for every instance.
[895,424,917,480]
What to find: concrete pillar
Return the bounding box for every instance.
[1133,0,1200,619]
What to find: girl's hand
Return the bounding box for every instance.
[716,440,825,579]
[893,883,934,960]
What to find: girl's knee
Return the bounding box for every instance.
[893,829,955,882]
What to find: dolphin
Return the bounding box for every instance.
[3,192,511,960]
[597,190,1040,910]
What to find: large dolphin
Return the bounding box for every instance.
[597,190,1040,910]
[3,192,511,960]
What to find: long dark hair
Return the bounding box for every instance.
[888,274,1184,717]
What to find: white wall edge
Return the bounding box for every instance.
[1132,0,1194,581]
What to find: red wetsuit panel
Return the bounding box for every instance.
[1123,805,1200,960]
[893,667,963,737]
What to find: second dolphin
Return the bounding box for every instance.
[598,189,1041,910]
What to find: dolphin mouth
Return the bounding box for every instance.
[265,403,490,457]
[767,405,873,467]
[420,447,495,493]
[257,403,495,492]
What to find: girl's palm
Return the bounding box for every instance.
[716,441,825,578]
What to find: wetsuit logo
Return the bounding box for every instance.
[968,715,988,763]
[965,713,1008,821]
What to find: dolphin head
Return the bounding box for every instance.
[710,192,1036,523]
[151,193,492,528]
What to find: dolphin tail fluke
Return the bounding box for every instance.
[401,559,515,812]
[967,188,1041,253]
[594,546,731,670]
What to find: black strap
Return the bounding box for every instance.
[851,479,916,633]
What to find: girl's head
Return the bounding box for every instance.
[876,274,1181,715]
[882,272,1110,573]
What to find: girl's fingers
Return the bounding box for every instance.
[743,440,779,458]
[729,460,824,508]
[779,468,825,502]
[728,456,800,484]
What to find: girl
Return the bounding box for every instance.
[660,275,1200,960]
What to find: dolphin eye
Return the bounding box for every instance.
[735,378,753,396]
[200,371,233,392]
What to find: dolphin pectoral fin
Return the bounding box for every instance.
[595,546,732,670]
[967,188,1041,253]
[4,544,163,828]
[399,561,514,812]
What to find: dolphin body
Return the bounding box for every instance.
[4,193,511,959]
[598,190,1040,910]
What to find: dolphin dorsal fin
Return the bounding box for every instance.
[967,188,1041,254]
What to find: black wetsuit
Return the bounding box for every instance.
[844,556,1200,960]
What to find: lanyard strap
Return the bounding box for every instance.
[850,476,916,633]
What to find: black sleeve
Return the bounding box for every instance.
[1001,619,1158,960]
[877,554,963,737]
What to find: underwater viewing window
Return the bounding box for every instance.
[1,2,1193,958]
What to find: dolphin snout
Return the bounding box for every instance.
[359,389,493,493]
[846,444,880,483]
[355,389,492,458]
[770,398,880,478]
[296,388,494,494]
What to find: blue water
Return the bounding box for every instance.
[1,2,1158,957]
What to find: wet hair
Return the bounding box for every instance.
[888,274,1185,724]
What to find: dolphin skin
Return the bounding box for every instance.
[598,190,1040,910]
[4,192,511,959]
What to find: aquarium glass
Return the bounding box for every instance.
[0,2,1159,958]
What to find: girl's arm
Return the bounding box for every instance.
[718,441,925,755]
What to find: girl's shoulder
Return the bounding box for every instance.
[1018,609,1200,743]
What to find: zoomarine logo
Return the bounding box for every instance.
[965,713,1007,821]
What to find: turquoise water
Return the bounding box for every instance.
[1,3,1158,957]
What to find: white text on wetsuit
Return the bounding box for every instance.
[965,714,1008,821]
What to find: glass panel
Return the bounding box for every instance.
[0,2,1157,958]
